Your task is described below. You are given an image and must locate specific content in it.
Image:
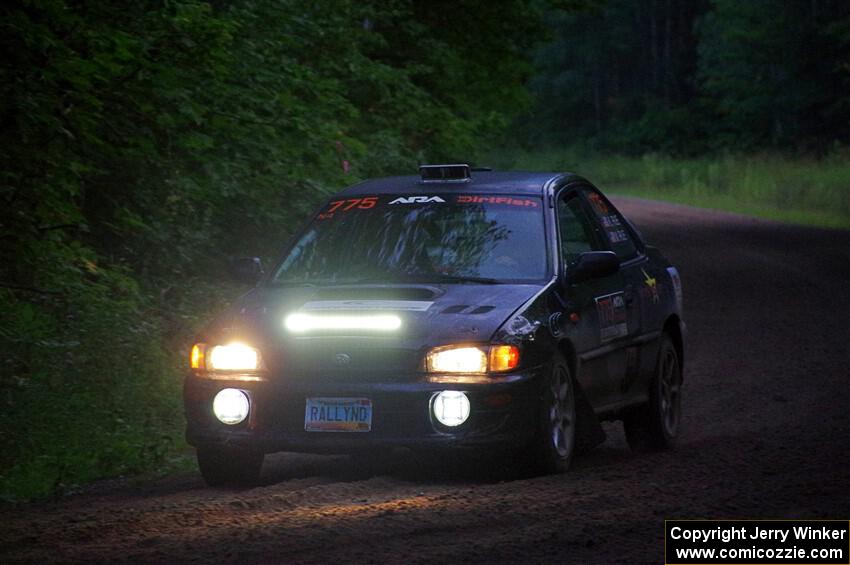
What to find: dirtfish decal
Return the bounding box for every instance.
[389,196,446,204]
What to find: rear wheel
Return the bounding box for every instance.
[624,335,682,451]
[196,446,264,487]
[527,356,576,474]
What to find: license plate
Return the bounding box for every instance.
[304,397,372,432]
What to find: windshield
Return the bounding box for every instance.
[272,193,548,285]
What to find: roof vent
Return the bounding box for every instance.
[419,164,471,183]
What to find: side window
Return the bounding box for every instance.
[582,189,639,261]
[557,193,605,264]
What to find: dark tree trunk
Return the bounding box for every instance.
[664,0,672,101]
[650,0,659,92]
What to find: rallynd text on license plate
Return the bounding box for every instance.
[304,397,372,432]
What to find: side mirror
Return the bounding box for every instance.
[566,251,619,284]
[229,257,264,285]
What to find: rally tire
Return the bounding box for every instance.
[527,355,576,474]
[196,446,264,487]
[624,334,682,451]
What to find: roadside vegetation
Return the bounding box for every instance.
[2,0,848,500]
[0,0,545,501]
[491,148,850,229]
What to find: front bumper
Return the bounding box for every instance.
[184,368,543,455]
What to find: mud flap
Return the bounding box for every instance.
[573,379,606,453]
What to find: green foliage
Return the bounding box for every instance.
[697,0,850,151]
[490,146,850,229]
[0,0,553,499]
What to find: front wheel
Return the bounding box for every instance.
[624,334,682,451]
[527,356,576,474]
[196,446,264,487]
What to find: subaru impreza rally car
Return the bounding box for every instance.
[184,164,685,485]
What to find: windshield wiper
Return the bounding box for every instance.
[267,280,319,287]
[271,272,502,286]
[401,272,501,284]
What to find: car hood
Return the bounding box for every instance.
[208,283,544,381]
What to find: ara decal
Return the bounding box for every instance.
[388,195,446,204]
[641,267,659,304]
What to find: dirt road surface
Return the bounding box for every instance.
[3,198,850,564]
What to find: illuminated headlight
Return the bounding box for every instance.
[207,343,261,371]
[425,345,519,373]
[432,390,470,427]
[426,346,487,373]
[285,312,401,332]
[212,388,250,425]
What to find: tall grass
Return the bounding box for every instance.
[488,148,850,229]
[0,279,239,502]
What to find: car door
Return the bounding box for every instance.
[555,187,630,410]
[579,187,649,402]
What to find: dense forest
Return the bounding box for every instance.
[1,0,848,499]
[527,0,850,152]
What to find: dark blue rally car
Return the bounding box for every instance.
[184,164,685,485]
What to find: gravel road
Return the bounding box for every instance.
[3,197,850,564]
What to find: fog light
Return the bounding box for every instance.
[212,388,250,425]
[432,390,470,427]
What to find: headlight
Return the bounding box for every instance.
[191,342,263,372]
[426,346,488,373]
[425,345,520,373]
[209,343,260,370]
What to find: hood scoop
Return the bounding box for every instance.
[313,285,439,301]
[441,304,496,315]
[469,305,495,314]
